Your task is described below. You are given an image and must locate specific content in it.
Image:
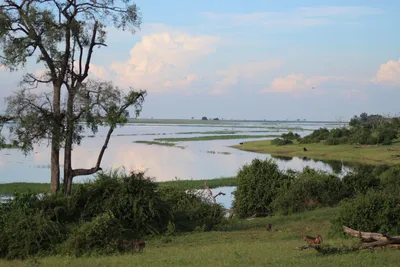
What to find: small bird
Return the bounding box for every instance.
[303,147,308,152]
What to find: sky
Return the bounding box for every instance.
[0,0,400,121]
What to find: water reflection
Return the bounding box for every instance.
[0,122,345,183]
[270,155,354,176]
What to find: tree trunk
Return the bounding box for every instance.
[63,90,75,196]
[50,84,62,194]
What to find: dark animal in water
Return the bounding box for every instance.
[239,142,244,145]
[303,147,307,152]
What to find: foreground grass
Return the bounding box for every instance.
[0,177,237,195]
[155,134,280,142]
[2,208,399,267]
[231,140,400,165]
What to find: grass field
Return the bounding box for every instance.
[231,140,400,165]
[133,140,185,149]
[0,177,237,195]
[155,134,280,142]
[1,207,398,267]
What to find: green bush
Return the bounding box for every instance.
[86,171,173,238]
[379,165,400,196]
[342,165,381,197]
[299,128,330,144]
[332,190,400,235]
[0,193,66,260]
[0,170,224,259]
[159,185,224,232]
[271,138,293,146]
[232,158,292,218]
[60,212,122,257]
[280,131,300,140]
[271,167,345,215]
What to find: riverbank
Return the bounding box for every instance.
[231,140,400,165]
[154,134,280,142]
[1,207,398,267]
[0,177,237,195]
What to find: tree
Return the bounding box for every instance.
[0,0,142,193]
[5,80,146,195]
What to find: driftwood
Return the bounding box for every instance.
[246,212,269,220]
[203,182,225,204]
[296,226,400,254]
[343,226,400,248]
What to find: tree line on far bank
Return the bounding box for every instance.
[272,112,400,146]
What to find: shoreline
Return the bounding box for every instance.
[0,176,237,195]
[231,140,400,165]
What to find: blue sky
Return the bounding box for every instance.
[1,0,400,121]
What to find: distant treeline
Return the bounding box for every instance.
[272,112,400,146]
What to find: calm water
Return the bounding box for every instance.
[0,121,349,184]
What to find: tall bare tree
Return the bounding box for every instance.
[0,0,141,193]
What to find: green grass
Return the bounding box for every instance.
[231,139,400,165]
[0,183,51,195]
[155,134,280,142]
[2,207,399,267]
[0,143,20,149]
[0,177,237,195]
[158,177,237,190]
[133,140,180,147]
[176,130,238,135]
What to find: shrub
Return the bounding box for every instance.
[271,138,293,146]
[299,127,330,144]
[91,171,173,238]
[379,165,400,196]
[159,185,224,232]
[232,158,292,218]
[342,165,381,197]
[60,212,122,257]
[280,131,300,140]
[271,167,345,215]
[0,170,226,259]
[0,193,66,259]
[332,190,400,235]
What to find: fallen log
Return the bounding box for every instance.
[343,226,400,248]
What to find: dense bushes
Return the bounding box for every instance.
[280,113,400,146]
[271,167,345,215]
[332,191,400,235]
[271,137,293,146]
[271,131,300,146]
[232,158,293,218]
[233,157,400,236]
[0,171,224,259]
[159,185,224,232]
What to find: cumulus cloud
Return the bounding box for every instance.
[261,73,344,94]
[209,60,283,95]
[371,58,400,85]
[110,31,220,93]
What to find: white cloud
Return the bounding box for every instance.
[201,6,382,28]
[110,31,220,93]
[371,58,400,85]
[261,73,344,94]
[210,60,283,94]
